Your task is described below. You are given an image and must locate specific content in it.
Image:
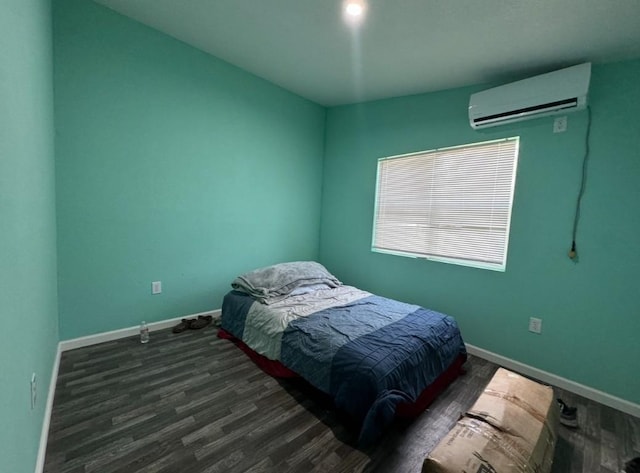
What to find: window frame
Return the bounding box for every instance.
[371,137,520,272]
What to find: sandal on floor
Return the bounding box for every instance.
[189,315,212,330]
[172,318,194,333]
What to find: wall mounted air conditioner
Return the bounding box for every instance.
[469,63,591,129]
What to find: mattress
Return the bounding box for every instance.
[220,284,466,445]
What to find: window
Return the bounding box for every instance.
[372,137,519,271]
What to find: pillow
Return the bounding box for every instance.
[289,282,333,296]
[231,261,341,304]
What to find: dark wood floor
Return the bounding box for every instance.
[44,325,639,473]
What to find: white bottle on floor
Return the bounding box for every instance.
[140,321,150,344]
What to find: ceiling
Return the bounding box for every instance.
[93,0,640,106]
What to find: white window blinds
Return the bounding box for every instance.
[372,137,519,271]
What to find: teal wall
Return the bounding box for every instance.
[320,60,640,404]
[2,0,636,467]
[0,0,59,471]
[54,0,326,339]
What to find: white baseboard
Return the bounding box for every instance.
[466,343,640,419]
[59,309,221,352]
[34,343,61,473]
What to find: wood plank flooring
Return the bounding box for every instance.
[44,325,639,472]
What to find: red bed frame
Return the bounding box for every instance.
[217,328,466,419]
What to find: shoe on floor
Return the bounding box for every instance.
[623,457,640,473]
[172,318,194,333]
[557,398,578,428]
[189,315,212,330]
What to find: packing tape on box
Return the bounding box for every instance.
[481,389,548,424]
[460,418,537,473]
[477,389,558,465]
[482,389,559,437]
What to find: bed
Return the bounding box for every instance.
[219,261,466,445]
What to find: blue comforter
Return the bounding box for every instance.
[221,289,466,445]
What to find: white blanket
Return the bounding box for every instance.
[242,285,371,360]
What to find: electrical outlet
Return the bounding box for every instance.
[30,373,37,409]
[553,116,567,133]
[151,281,162,294]
[528,317,542,334]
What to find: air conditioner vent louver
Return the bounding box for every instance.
[469,63,591,129]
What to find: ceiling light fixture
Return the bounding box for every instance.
[346,2,363,16]
[343,0,366,21]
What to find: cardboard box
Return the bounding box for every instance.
[423,368,559,473]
